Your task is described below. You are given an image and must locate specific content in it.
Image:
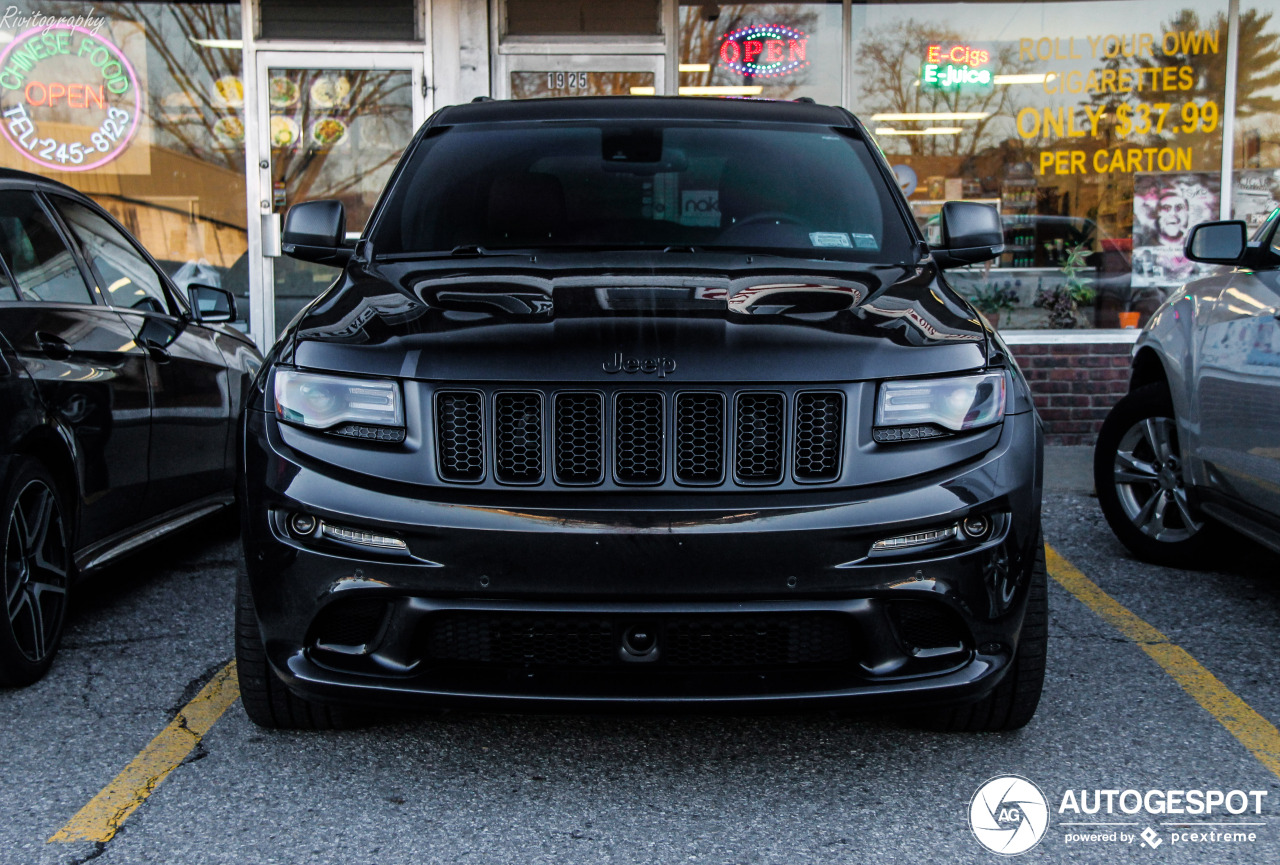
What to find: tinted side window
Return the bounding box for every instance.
[53,198,173,315]
[0,190,93,304]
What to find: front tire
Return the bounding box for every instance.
[0,458,72,687]
[1094,384,1211,566]
[235,571,360,730]
[934,532,1047,732]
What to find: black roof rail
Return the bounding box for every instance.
[471,95,495,103]
[794,96,816,104]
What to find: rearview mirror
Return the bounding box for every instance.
[187,284,236,323]
[1185,220,1246,264]
[931,201,1004,269]
[283,200,352,266]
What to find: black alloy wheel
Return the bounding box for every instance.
[0,458,71,686]
[1094,384,1212,566]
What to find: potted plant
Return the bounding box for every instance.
[1034,242,1095,328]
[967,280,1020,329]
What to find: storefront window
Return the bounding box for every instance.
[851,0,1229,329]
[1232,4,1280,231]
[678,1,843,103]
[0,2,248,328]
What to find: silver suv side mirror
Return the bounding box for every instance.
[1185,220,1246,265]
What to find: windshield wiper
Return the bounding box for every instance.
[376,245,537,262]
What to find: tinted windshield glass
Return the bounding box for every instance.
[371,121,913,262]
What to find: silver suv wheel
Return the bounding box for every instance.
[1112,416,1202,542]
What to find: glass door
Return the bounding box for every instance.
[251,51,425,344]
[497,54,665,100]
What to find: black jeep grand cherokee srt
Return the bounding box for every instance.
[238,97,1046,731]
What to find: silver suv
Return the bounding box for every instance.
[1095,215,1280,564]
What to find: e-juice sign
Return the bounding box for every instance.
[719,24,810,79]
[0,25,140,171]
[922,44,992,89]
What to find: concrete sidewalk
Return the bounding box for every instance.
[1045,445,1093,494]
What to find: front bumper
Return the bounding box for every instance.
[241,407,1042,711]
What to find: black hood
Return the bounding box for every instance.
[287,253,990,383]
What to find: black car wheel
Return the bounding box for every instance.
[1095,384,1211,566]
[235,571,360,730]
[933,530,1047,732]
[0,458,71,686]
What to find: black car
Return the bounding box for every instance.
[238,97,1045,731]
[0,170,261,686]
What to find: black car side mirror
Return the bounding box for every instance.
[283,200,352,266]
[188,284,237,323]
[1185,220,1246,265]
[931,201,1005,269]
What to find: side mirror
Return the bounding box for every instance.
[187,284,237,323]
[1185,220,1246,264]
[931,201,1004,269]
[282,200,352,266]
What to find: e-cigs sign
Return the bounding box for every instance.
[0,25,140,171]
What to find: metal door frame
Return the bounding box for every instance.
[245,50,427,347]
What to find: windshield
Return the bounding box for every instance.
[370,120,914,263]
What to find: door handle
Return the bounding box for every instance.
[34,331,72,360]
[143,339,171,363]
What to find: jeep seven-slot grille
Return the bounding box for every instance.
[554,392,604,484]
[793,392,843,481]
[734,393,785,483]
[675,393,725,484]
[432,389,842,487]
[495,393,543,483]
[435,391,484,481]
[614,393,664,483]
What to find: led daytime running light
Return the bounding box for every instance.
[319,520,406,550]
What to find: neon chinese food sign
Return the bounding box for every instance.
[718,24,810,79]
[0,25,141,171]
[922,44,993,89]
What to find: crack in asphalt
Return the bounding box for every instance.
[66,840,107,864]
[168,659,233,720]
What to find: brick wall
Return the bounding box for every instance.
[1006,339,1135,446]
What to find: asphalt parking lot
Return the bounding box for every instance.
[3,447,1279,865]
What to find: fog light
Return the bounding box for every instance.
[872,525,958,551]
[290,513,317,536]
[961,515,990,538]
[319,520,407,550]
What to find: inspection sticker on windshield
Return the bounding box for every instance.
[809,232,853,248]
[850,233,880,250]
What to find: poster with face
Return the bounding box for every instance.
[1231,169,1280,234]
[1131,172,1221,289]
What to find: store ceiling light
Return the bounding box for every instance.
[630,86,657,96]
[994,72,1058,85]
[678,85,764,96]
[189,37,244,49]
[679,63,712,73]
[872,112,989,122]
[874,127,964,136]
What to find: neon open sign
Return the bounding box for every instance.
[922,44,993,89]
[0,25,141,171]
[718,24,810,79]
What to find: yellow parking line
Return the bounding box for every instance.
[48,661,240,844]
[1046,545,1280,780]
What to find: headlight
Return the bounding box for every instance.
[876,372,1005,433]
[274,369,404,441]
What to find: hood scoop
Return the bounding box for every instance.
[416,275,869,320]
